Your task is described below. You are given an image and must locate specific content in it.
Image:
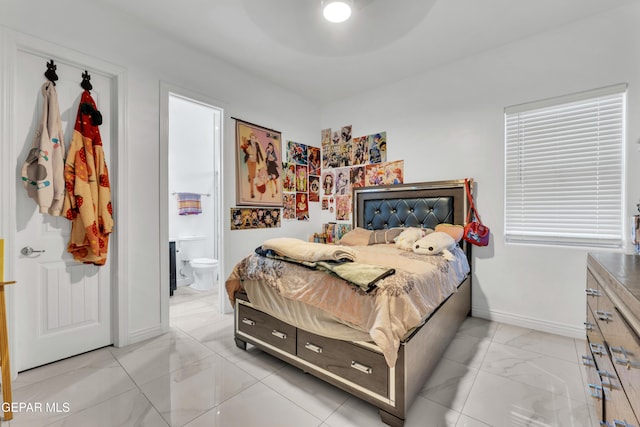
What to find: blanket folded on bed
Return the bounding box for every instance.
[262,237,356,262]
[255,247,394,292]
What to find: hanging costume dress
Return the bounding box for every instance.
[21,81,66,215]
[62,90,113,265]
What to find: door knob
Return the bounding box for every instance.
[21,246,45,256]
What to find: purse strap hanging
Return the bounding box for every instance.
[464,178,482,224]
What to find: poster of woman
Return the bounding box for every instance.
[235,120,282,206]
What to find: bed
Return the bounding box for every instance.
[226,179,472,426]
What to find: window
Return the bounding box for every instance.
[505,84,626,248]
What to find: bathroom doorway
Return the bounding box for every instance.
[160,83,224,329]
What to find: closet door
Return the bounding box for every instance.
[13,51,113,371]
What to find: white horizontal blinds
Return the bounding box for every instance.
[505,84,626,247]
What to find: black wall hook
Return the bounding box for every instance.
[81,70,92,91]
[44,60,58,85]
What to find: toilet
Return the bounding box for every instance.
[189,257,219,291]
[175,235,218,291]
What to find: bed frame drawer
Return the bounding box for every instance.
[297,329,389,397]
[237,304,296,355]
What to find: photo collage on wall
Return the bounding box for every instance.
[321,125,404,223]
[282,141,322,221]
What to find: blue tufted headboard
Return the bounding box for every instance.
[352,180,472,255]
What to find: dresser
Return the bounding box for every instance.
[585,253,640,427]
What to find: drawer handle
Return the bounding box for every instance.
[241,317,255,326]
[601,421,636,427]
[590,342,607,356]
[271,330,287,340]
[581,355,595,367]
[350,361,372,375]
[585,288,601,297]
[595,310,613,322]
[597,370,617,390]
[610,346,639,369]
[584,321,595,331]
[587,383,603,400]
[304,342,323,354]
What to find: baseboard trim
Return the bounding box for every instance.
[472,306,585,339]
[125,325,166,347]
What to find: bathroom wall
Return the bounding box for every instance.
[168,95,216,262]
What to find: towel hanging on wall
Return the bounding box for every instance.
[176,192,202,215]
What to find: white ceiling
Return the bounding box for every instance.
[98,0,635,104]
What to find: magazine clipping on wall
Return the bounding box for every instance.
[320,126,403,225]
[231,207,281,230]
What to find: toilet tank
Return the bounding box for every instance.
[176,235,207,261]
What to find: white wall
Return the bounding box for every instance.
[320,3,640,336]
[0,0,320,342]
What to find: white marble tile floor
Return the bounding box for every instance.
[5,286,597,426]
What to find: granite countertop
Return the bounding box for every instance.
[588,252,640,321]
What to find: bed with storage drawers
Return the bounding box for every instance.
[226,180,473,426]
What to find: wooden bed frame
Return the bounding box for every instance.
[234,180,472,426]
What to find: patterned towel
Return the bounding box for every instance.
[176,192,202,215]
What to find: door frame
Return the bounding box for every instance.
[159,82,225,329]
[0,29,129,376]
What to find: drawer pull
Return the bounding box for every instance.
[241,317,256,326]
[590,342,608,356]
[271,330,287,340]
[595,310,613,322]
[584,321,595,331]
[604,421,637,427]
[610,346,639,369]
[350,361,372,375]
[587,383,603,400]
[597,370,617,389]
[582,355,595,367]
[304,342,323,354]
[585,288,601,297]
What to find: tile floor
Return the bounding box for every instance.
[6,286,597,427]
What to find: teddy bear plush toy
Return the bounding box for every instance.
[412,231,457,260]
[394,227,432,251]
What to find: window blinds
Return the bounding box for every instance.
[504,84,626,248]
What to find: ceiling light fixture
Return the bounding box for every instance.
[322,1,352,23]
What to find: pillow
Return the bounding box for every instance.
[338,227,373,246]
[370,227,405,245]
[395,227,433,251]
[435,223,464,242]
[413,232,456,260]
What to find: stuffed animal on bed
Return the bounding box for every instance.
[413,231,456,260]
[395,227,432,251]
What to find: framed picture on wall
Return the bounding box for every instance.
[235,119,283,207]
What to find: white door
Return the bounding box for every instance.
[13,51,113,371]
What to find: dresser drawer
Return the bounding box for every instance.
[297,329,388,397]
[237,303,296,355]
[598,344,639,427]
[586,270,602,313]
[596,294,640,419]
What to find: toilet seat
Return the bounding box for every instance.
[190,258,218,268]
